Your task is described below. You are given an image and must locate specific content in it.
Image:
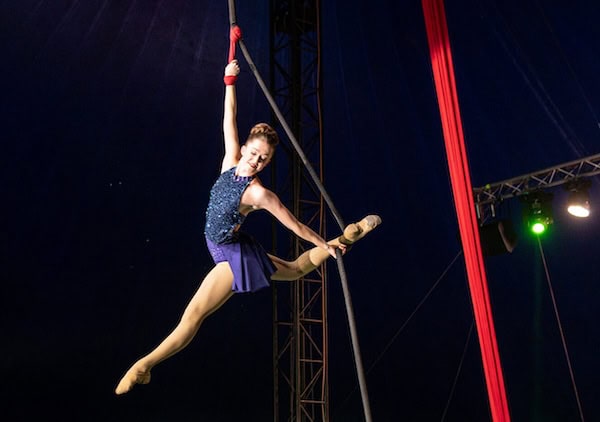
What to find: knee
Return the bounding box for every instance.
[283,258,303,273]
[180,307,206,330]
[273,259,305,281]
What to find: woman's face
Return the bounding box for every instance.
[240,137,274,175]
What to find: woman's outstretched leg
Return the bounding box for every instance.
[270,215,381,281]
[115,262,235,395]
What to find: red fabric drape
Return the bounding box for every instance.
[421,1,511,421]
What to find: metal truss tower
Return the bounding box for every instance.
[269,1,328,421]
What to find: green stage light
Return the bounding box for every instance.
[531,221,546,235]
[520,191,554,237]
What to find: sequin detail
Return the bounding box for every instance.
[205,167,254,244]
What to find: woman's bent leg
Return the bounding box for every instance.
[115,263,234,394]
[270,215,381,281]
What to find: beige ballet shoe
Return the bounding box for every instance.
[115,368,151,395]
[339,215,382,245]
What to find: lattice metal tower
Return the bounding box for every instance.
[269,1,328,421]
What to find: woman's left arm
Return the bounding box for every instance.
[251,185,337,257]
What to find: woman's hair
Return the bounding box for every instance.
[247,123,279,146]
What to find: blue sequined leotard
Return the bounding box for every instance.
[205,167,253,244]
[204,166,277,293]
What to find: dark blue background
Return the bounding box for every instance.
[2,1,599,421]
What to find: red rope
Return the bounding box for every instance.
[228,25,242,63]
[421,1,511,421]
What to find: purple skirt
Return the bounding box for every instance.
[206,232,276,293]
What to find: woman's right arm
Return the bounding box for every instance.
[221,60,241,172]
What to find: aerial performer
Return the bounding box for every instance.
[114,58,381,395]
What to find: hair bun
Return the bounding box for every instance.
[248,123,279,146]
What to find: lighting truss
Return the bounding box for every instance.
[474,153,600,221]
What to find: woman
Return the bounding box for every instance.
[115,60,380,395]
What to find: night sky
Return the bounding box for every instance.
[2,1,600,421]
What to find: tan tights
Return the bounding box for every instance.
[115,215,380,394]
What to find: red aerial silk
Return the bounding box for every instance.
[228,25,242,63]
[421,1,511,421]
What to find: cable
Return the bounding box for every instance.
[336,250,462,413]
[367,250,463,375]
[335,249,372,422]
[533,0,598,151]
[236,38,346,231]
[485,0,586,157]
[238,30,372,422]
[537,237,585,422]
[441,320,474,422]
[227,2,371,420]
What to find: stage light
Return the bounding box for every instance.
[565,179,591,218]
[479,219,518,256]
[531,220,546,235]
[520,191,554,236]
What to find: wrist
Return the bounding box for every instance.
[224,75,237,85]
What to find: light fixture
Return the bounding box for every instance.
[520,191,554,236]
[565,179,591,218]
[479,219,518,256]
